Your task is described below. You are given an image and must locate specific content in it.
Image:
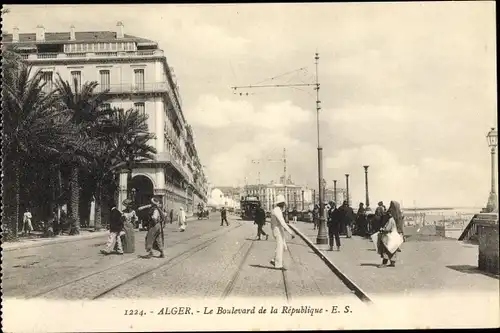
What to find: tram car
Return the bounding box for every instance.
[240,195,261,221]
[197,203,210,219]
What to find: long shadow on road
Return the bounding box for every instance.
[447,265,499,280]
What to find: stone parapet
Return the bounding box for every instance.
[476,214,499,275]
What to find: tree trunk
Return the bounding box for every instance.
[9,157,21,239]
[69,167,80,234]
[94,183,102,231]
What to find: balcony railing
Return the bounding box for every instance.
[24,49,165,61]
[99,82,169,94]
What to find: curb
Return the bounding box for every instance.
[288,224,374,305]
[2,231,108,252]
[3,216,202,252]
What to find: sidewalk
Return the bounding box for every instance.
[2,230,108,252]
[290,221,499,298]
[3,216,198,252]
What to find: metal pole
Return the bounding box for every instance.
[345,174,350,206]
[333,180,337,204]
[363,165,370,207]
[315,52,328,245]
[487,146,498,212]
[491,147,496,194]
[283,148,287,207]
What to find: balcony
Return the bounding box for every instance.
[156,151,190,182]
[99,82,169,94]
[24,49,165,62]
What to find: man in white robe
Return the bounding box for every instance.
[270,194,295,270]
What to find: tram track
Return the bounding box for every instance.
[288,224,374,305]
[220,239,255,299]
[31,222,242,299]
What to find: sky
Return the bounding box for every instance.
[3,3,497,208]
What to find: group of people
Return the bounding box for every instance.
[100,197,188,258]
[325,200,404,267]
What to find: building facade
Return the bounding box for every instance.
[3,22,208,214]
[244,176,313,212]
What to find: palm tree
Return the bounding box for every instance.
[2,51,81,238]
[55,77,112,234]
[82,107,156,230]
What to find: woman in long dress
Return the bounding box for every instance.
[377,200,403,268]
[141,198,165,258]
[121,199,137,253]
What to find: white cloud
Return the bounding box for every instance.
[189,95,313,130]
[4,4,495,207]
[324,145,489,207]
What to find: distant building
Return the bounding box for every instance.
[244,176,313,212]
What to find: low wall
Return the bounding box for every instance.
[477,218,499,275]
[435,225,465,239]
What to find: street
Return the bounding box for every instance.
[3,215,358,302]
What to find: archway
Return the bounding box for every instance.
[131,175,154,207]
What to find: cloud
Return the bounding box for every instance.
[189,94,313,130]
[324,145,489,207]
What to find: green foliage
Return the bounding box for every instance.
[2,49,157,238]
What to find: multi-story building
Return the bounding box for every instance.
[3,22,208,213]
[244,176,313,212]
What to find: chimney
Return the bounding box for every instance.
[12,27,19,42]
[36,25,45,41]
[116,21,124,39]
[70,25,75,41]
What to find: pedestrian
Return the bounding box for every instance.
[373,201,386,233]
[254,206,269,240]
[327,201,342,251]
[312,204,319,230]
[178,206,187,231]
[22,207,33,235]
[121,199,137,253]
[100,202,124,255]
[269,194,295,270]
[339,201,354,238]
[377,200,404,268]
[144,198,165,258]
[292,207,298,224]
[220,206,229,226]
[356,202,367,236]
[169,208,174,224]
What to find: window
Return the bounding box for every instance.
[134,102,145,116]
[102,103,111,110]
[70,71,81,91]
[41,71,53,93]
[134,69,145,90]
[99,70,110,92]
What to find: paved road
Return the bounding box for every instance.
[293,221,499,297]
[3,216,359,302]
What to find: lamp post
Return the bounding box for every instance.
[345,174,350,206]
[363,166,370,207]
[485,127,498,213]
[333,180,337,204]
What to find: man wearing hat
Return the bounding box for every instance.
[327,201,342,251]
[144,197,165,258]
[269,194,295,270]
[100,202,124,255]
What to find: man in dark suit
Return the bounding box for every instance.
[327,201,342,251]
[100,202,124,255]
[220,207,229,226]
[338,200,355,238]
[254,206,269,240]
